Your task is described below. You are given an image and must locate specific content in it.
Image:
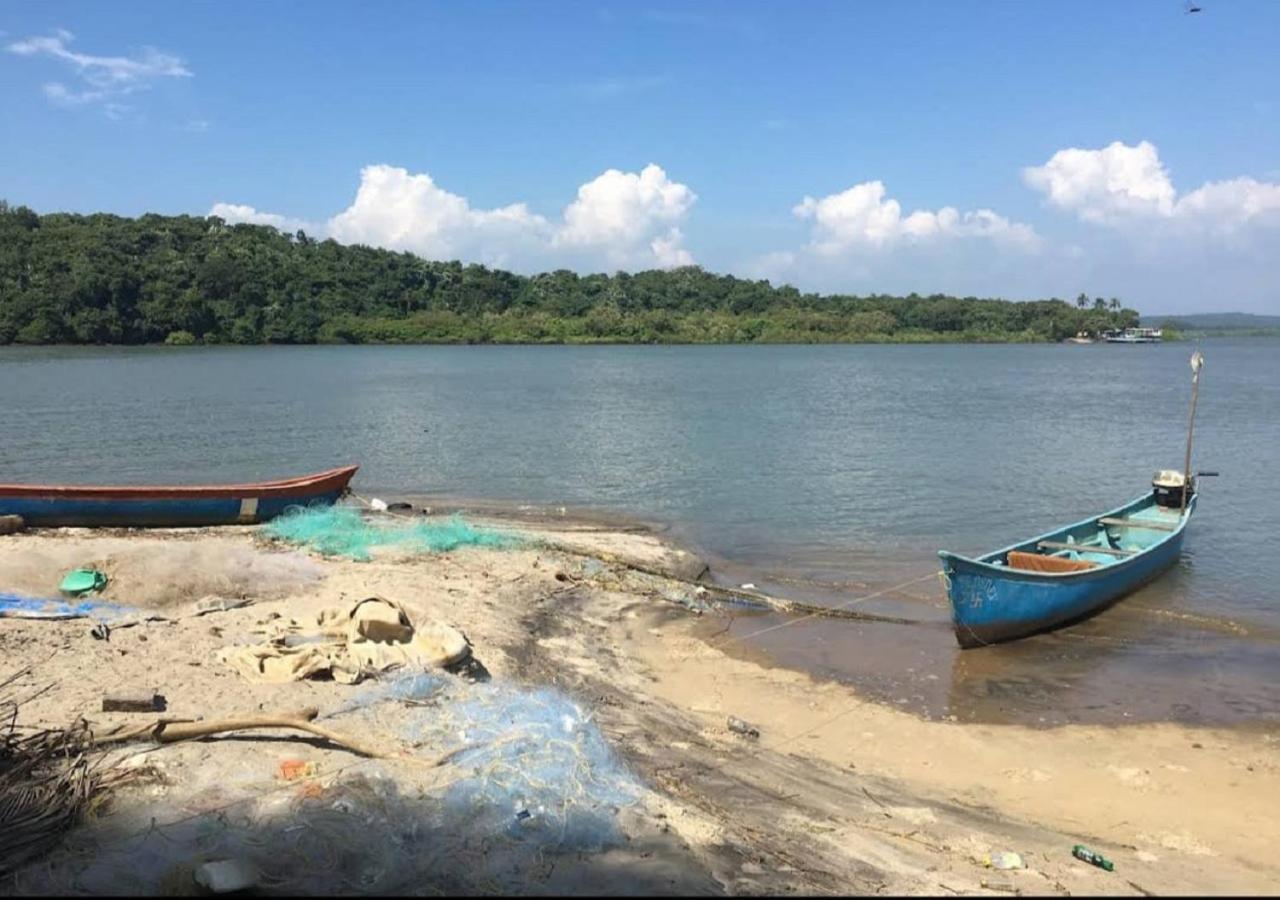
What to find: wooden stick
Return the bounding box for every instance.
[90,706,397,760]
[1098,517,1177,532]
[1038,540,1135,557]
[1181,350,1204,515]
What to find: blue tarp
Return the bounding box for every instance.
[0,592,146,624]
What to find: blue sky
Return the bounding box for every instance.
[3,1,1278,313]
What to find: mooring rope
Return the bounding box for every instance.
[342,491,945,633]
[339,491,965,768]
[717,571,942,645]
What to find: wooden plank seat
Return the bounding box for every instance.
[1037,540,1136,558]
[1098,516,1177,532]
[1006,550,1099,573]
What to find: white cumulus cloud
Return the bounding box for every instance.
[1169,177,1280,231]
[7,29,191,113]
[793,180,1040,253]
[1024,140,1280,234]
[209,203,316,236]
[555,163,697,267]
[210,163,697,272]
[326,165,553,268]
[747,181,1040,297]
[1022,140,1174,223]
[650,228,695,268]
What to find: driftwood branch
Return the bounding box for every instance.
[90,707,396,760]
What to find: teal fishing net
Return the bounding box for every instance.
[263,506,522,561]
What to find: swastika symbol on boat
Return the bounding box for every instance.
[964,576,998,610]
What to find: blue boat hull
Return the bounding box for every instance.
[939,493,1193,648]
[0,491,347,528]
[0,465,358,528]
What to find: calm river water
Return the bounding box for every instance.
[3,340,1277,727]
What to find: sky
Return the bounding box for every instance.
[2,1,1279,314]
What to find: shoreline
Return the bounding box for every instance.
[1,515,1277,894]
[4,490,1275,733]
[386,497,1280,733]
[2,334,1090,347]
[47,333,1280,353]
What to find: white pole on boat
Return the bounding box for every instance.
[1180,349,1205,515]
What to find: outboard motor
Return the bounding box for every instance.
[1152,469,1194,508]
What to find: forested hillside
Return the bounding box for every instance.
[1142,312,1280,335]
[0,203,1139,345]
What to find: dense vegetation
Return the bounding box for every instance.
[1143,313,1280,337]
[0,203,1140,345]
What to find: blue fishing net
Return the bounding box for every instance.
[20,674,645,895]
[336,674,642,854]
[263,506,523,562]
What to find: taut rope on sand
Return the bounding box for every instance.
[547,543,938,632]
[343,491,938,632]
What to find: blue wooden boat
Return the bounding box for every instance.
[0,465,358,528]
[938,483,1195,648]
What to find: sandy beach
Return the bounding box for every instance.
[1,512,1276,895]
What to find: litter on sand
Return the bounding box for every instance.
[217,596,470,684]
[58,568,108,597]
[986,850,1025,870]
[1072,844,1115,871]
[193,859,259,894]
[263,506,523,562]
[277,759,319,781]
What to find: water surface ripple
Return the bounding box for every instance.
[4,340,1276,727]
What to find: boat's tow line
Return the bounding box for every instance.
[718,571,941,645]
[345,490,939,639]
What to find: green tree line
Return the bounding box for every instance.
[0,203,1139,345]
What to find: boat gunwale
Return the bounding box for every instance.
[937,492,1193,581]
[0,464,359,500]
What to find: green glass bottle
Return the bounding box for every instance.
[1072,844,1114,872]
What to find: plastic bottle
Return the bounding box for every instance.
[1072,844,1114,871]
[986,851,1025,870]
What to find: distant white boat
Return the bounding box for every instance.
[1102,327,1163,344]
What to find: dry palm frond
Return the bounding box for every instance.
[0,667,99,877]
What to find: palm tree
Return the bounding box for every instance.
[1076,293,1089,310]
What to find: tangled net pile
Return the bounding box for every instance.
[342,673,642,853]
[263,506,523,562]
[15,675,642,895]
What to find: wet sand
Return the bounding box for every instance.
[300,490,1280,730]
[1,516,1277,895]
[688,545,1280,730]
